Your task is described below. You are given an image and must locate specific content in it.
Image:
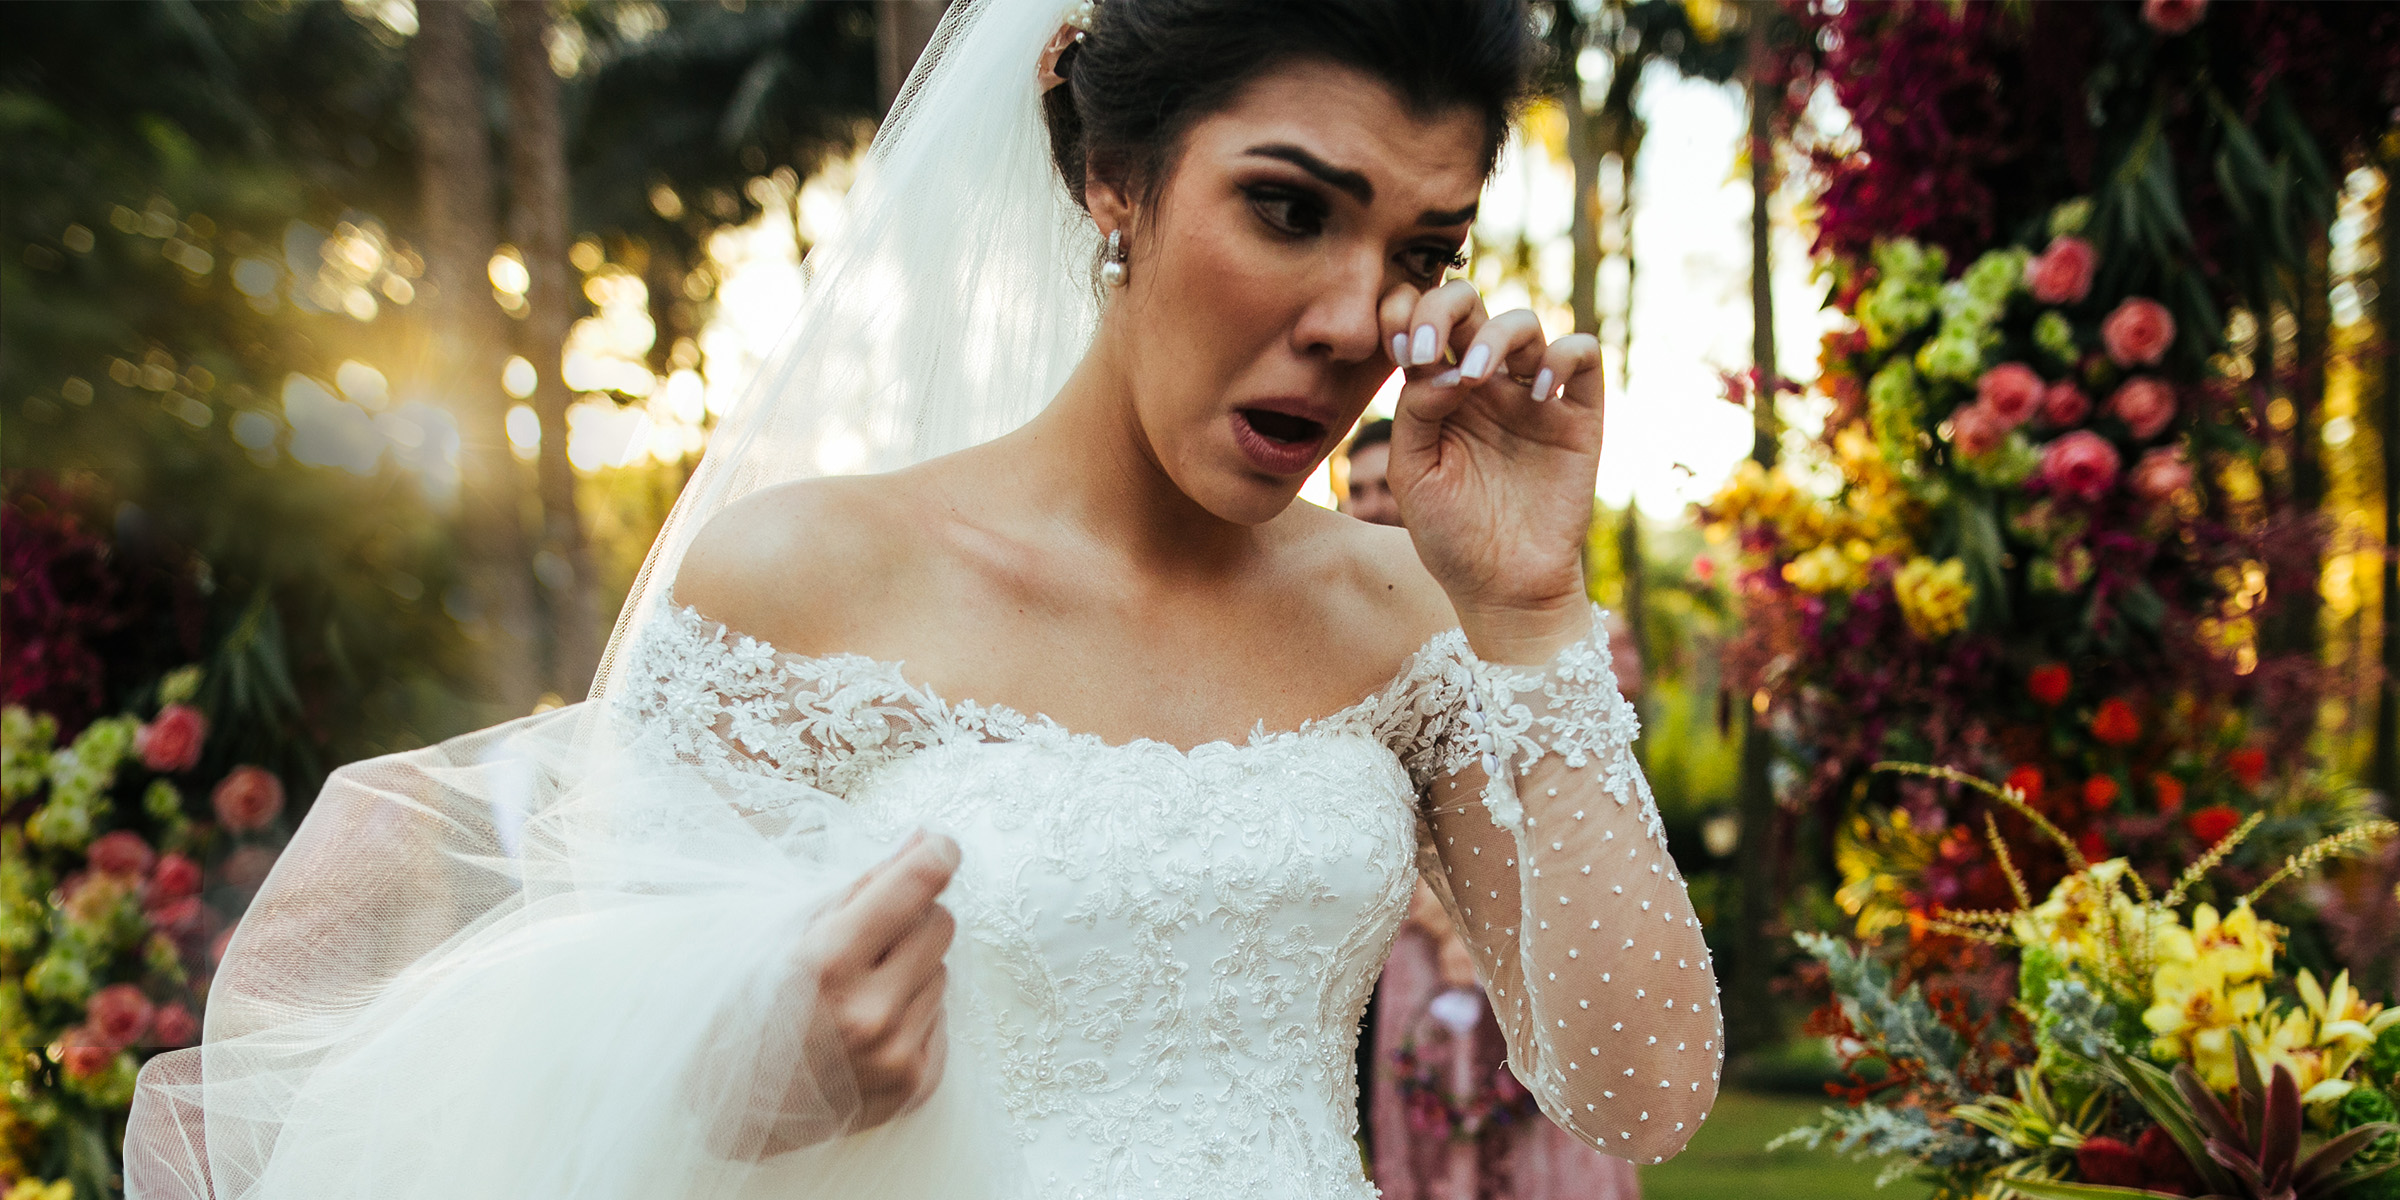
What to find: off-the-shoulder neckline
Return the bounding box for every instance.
[656,598,1473,758]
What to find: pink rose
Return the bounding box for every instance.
[87,982,156,1048]
[2108,376,2178,440]
[1977,363,2045,429]
[2143,0,2206,34]
[2040,381,2093,428]
[220,845,279,893]
[152,1001,199,1047]
[2129,446,2195,501]
[2026,236,2097,304]
[2043,431,2123,501]
[88,830,155,878]
[150,852,202,901]
[61,871,131,925]
[137,704,208,773]
[58,1026,114,1080]
[2101,297,2176,367]
[144,893,203,936]
[211,766,285,832]
[1949,403,2005,458]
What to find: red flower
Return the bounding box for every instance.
[2028,663,2072,706]
[2152,773,2185,815]
[2091,698,2141,747]
[1977,363,2045,429]
[2039,381,2093,429]
[87,982,156,1048]
[137,703,208,773]
[2187,804,2242,846]
[2078,829,2109,862]
[144,893,203,936]
[2026,236,2097,305]
[2108,377,2178,440]
[87,830,155,877]
[2077,1136,2146,1187]
[2102,298,2177,367]
[211,765,286,832]
[1950,402,2006,458]
[2083,776,2120,811]
[2042,431,2122,501]
[151,1002,199,1048]
[150,852,202,901]
[2133,1123,2205,1195]
[2129,445,2194,500]
[2229,747,2268,790]
[2143,0,2207,35]
[58,1026,114,1080]
[2005,765,2046,808]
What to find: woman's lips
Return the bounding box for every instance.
[1229,408,1328,476]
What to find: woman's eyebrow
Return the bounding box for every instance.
[1244,143,1374,204]
[1241,143,1480,227]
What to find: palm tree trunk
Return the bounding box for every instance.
[1559,6,1600,338]
[502,0,601,699]
[1727,0,1783,1054]
[412,0,540,715]
[2374,154,2400,798]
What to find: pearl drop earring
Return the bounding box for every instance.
[1100,228,1128,287]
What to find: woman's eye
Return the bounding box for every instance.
[1405,246,1465,282]
[1245,187,1325,237]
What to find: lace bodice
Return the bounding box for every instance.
[613,600,1720,1198]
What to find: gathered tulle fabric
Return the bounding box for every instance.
[126,703,1033,1200]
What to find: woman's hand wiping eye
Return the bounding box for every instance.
[1380,278,1605,663]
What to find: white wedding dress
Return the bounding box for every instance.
[616,596,1720,1198]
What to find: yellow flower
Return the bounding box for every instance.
[5,1180,74,1200]
[1784,545,1865,594]
[1894,557,1973,639]
[2246,969,2400,1107]
[2145,902,2281,1090]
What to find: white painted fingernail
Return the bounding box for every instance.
[1411,325,1439,366]
[1432,368,1462,388]
[1532,368,1554,401]
[1461,344,1492,380]
[1391,333,1410,367]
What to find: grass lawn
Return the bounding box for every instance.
[1638,1088,1931,1200]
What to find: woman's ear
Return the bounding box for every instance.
[1084,168,1134,242]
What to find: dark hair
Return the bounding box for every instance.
[1345,417,1394,455]
[1041,0,1540,213]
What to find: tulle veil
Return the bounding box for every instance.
[124,1,1099,1194]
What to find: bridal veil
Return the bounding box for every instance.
[124,1,1099,1194]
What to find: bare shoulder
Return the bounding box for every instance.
[668,474,920,657]
[1275,503,1457,657]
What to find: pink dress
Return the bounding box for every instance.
[1369,906,1645,1200]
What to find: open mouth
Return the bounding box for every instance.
[1236,408,1326,446]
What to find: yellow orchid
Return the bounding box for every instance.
[2245,969,2400,1108]
[2014,859,2135,969]
[5,1181,73,1200]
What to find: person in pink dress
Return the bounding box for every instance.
[1341,419,1646,1200]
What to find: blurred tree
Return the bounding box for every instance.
[502,0,601,699]
[411,0,541,714]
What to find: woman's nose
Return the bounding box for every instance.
[1292,252,1388,365]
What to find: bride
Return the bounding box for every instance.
[125,0,1719,1196]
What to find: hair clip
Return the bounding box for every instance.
[1037,1,1100,93]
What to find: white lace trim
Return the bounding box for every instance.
[1466,606,1664,847]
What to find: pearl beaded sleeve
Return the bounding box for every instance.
[1412,606,1721,1163]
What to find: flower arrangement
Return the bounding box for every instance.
[1,677,288,1197]
[1780,762,2400,1199]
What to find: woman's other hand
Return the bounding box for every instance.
[759,829,960,1155]
[1380,278,1603,664]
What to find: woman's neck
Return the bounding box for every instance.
[988,325,1273,582]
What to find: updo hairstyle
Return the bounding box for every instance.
[1039,0,1541,214]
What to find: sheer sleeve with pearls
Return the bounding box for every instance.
[1404,606,1721,1163]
